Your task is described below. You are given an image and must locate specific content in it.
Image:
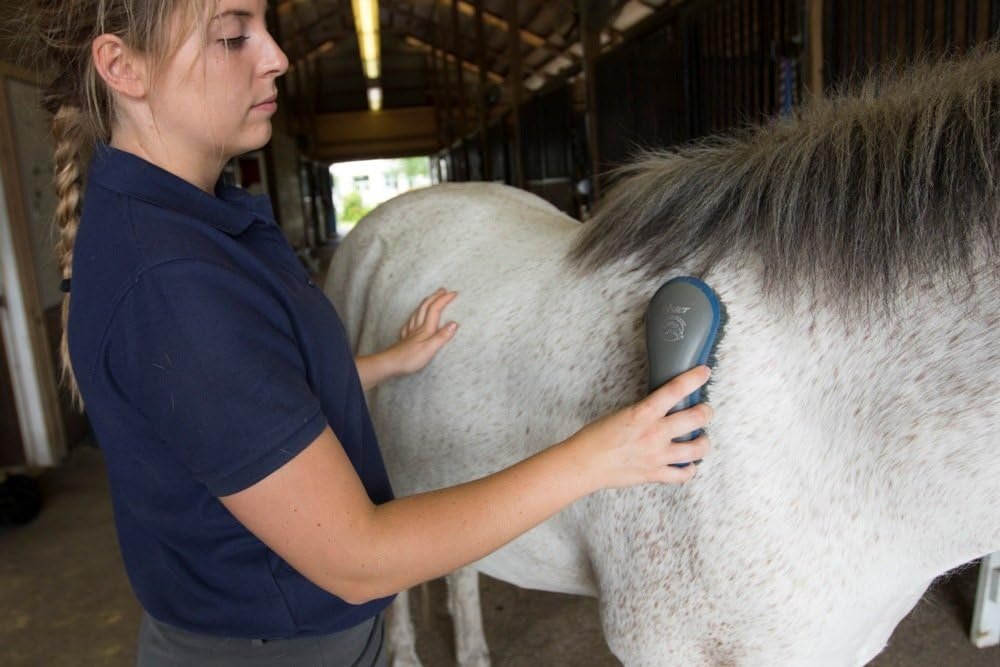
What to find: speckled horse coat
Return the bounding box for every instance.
[325,49,1000,666]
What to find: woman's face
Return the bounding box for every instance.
[149,0,289,165]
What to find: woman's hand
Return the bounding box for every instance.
[564,365,713,489]
[355,288,459,390]
[224,364,711,605]
[392,288,459,375]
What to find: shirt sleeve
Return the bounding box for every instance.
[106,258,327,496]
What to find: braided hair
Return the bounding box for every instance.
[29,0,204,409]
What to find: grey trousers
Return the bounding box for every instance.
[136,611,388,667]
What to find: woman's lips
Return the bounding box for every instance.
[253,99,278,113]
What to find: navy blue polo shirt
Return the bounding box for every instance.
[68,144,395,639]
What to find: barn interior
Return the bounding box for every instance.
[1,0,999,665]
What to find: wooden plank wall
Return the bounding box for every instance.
[487,119,510,183]
[518,86,576,214]
[823,0,1000,88]
[595,0,803,175]
[436,0,1000,213]
[595,14,688,172]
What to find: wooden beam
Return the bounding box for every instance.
[387,0,509,81]
[433,0,588,84]
[277,3,349,62]
[403,35,505,84]
[314,107,439,144]
[312,107,441,161]
[804,0,824,99]
[445,0,549,50]
[476,0,491,181]
[305,52,320,142]
[315,137,441,162]
[427,43,446,148]
[506,0,524,189]
[452,0,469,179]
[580,0,601,199]
[0,72,66,466]
[435,2,455,157]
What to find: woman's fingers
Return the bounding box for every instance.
[414,289,443,328]
[652,461,700,484]
[661,434,711,466]
[423,291,457,332]
[642,366,711,417]
[400,289,456,340]
[661,402,713,439]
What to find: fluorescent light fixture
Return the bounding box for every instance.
[367,86,383,111]
[352,0,381,81]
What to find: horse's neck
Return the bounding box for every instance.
[788,272,1000,566]
[719,260,1000,570]
[571,258,999,571]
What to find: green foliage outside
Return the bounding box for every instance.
[334,157,430,234]
[400,156,428,181]
[340,191,373,224]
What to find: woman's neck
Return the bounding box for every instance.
[110,129,223,194]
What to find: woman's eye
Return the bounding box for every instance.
[220,36,250,48]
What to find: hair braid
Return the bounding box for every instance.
[26,0,204,413]
[51,104,89,411]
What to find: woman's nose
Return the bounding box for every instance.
[262,32,289,78]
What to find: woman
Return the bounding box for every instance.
[31,0,712,664]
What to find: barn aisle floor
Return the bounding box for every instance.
[1,443,996,666]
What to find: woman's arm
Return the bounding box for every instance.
[219,366,711,605]
[355,288,458,390]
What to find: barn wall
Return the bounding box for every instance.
[519,86,576,214]
[435,0,1000,216]
[823,0,1000,87]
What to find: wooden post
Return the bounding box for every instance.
[804,0,824,100]
[306,54,320,148]
[505,0,524,189]
[436,3,455,176]
[0,69,67,466]
[476,0,491,181]
[452,0,469,180]
[579,0,601,200]
[428,47,446,151]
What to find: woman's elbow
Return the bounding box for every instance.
[331,579,393,606]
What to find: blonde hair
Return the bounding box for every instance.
[29,0,207,409]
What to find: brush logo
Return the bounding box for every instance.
[663,315,686,342]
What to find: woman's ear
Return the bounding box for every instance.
[91,35,148,100]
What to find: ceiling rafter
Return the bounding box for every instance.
[402,35,505,85]
[272,0,665,123]
[278,2,352,63]
[443,0,548,48]
[384,1,508,75]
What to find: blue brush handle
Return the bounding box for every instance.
[645,277,721,467]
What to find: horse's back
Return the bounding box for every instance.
[324,182,600,595]
[326,182,578,356]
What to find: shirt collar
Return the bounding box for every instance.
[87,144,277,236]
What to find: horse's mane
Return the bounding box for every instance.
[570,44,1000,310]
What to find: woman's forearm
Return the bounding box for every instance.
[346,437,595,602]
[355,350,400,390]
[220,368,710,607]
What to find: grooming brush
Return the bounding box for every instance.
[645,276,722,466]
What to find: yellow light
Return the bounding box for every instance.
[352,0,381,82]
[367,86,383,111]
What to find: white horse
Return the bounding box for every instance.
[325,48,1000,666]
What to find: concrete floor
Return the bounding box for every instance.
[1,443,997,666]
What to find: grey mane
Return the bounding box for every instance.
[570,44,1000,311]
